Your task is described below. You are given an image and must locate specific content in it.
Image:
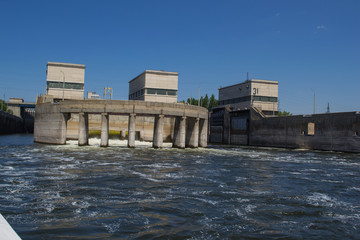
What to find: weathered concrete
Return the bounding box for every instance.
[100,113,109,147]
[34,104,69,144]
[58,100,208,119]
[210,106,360,153]
[120,129,126,140]
[128,113,136,148]
[173,116,186,148]
[78,112,89,146]
[186,117,199,148]
[46,62,85,101]
[249,112,360,153]
[199,118,208,147]
[34,100,208,148]
[153,114,164,148]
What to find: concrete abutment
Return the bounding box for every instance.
[34,100,209,148]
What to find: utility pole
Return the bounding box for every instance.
[326,102,330,113]
[198,87,200,106]
[60,70,65,101]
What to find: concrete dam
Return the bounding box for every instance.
[34,100,208,148]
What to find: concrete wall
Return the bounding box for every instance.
[58,100,208,119]
[0,111,24,134]
[218,79,278,113]
[209,107,360,153]
[34,100,208,147]
[129,70,178,103]
[46,62,85,101]
[128,74,145,100]
[144,70,178,103]
[34,103,68,144]
[6,105,21,118]
[249,112,360,153]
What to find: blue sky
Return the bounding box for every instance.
[0,0,359,114]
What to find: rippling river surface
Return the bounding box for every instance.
[0,134,359,239]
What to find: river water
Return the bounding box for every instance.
[0,134,359,239]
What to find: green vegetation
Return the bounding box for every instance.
[278,110,292,117]
[89,130,125,139]
[0,100,13,114]
[184,94,218,111]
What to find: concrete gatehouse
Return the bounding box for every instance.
[34,100,208,148]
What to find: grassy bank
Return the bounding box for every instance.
[88,130,126,139]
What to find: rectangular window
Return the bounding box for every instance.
[252,96,277,102]
[167,90,177,95]
[47,81,84,90]
[270,97,278,102]
[253,96,260,101]
[147,88,156,94]
[157,89,167,95]
[146,88,177,96]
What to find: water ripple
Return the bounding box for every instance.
[0,135,359,239]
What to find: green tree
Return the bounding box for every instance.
[191,97,198,106]
[0,100,7,111]
[0,100,13,114]
[202,94,209,109]
[208,94,218,110]
[186,97,198,106]
[278,110,292,117]
[185,94,218,111]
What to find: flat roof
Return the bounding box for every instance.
[47,62,86,69]
[129,70,178,83]
[219,79,278,90]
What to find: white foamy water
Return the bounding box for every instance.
[66,138,173,148]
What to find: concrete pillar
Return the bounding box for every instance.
[199,118,208,148]
[186,117,199,148]
[34,104,70,145]
[120,129,126,140]
[173,116,186,148]
[59,113,70,144]
[153,114,164,148]
[100,113,109,147]
[128,113,136,148]
[78,112,89,146]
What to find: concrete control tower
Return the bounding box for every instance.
[129,70,178,103]
[46,62,86,102]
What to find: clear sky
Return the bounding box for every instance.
[0,0,359,114]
